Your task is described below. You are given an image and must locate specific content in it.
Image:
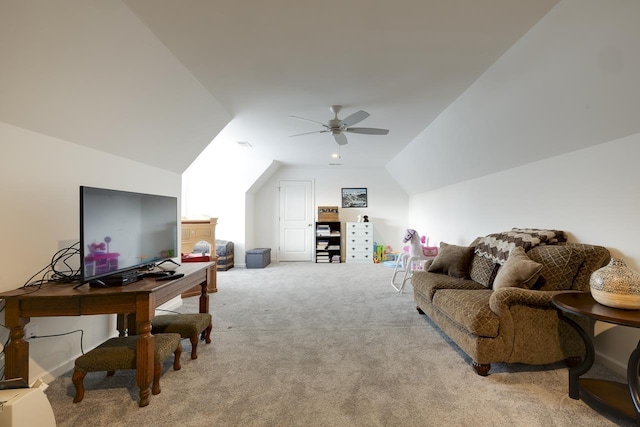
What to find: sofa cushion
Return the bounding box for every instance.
[412,271,486,302]
[469,255,499,288]
[528,245,584,291]
[493,247,543,290]
[432,289,499,337]
[427,242,474,279]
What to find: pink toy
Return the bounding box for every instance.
[401,229,439,258]
[88,242,106,254]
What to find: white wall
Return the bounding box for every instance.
[410,135,640,260]
[181,133,278,265]
[254,166,410,260]
[0,1,230,174]
[388,0,640,374]
[387,0,640,195]
[0,122,181,383]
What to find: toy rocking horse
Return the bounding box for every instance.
[391,229,429,293]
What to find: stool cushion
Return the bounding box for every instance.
[75,333,181,373]
[151,314,212,338]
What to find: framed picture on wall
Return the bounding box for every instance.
[341,188,368,208]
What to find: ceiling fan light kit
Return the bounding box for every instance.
[289,105,389,146]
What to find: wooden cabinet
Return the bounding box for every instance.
[181,218,217,254]
[316,221,341,263]
[345,222,374,262]
[181,218,218,295]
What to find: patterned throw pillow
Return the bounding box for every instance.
[527,245,585,291]
[492,247,543,290]
[427,242,474,279]
[469,255,499,288]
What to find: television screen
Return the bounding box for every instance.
[80,186,178,283]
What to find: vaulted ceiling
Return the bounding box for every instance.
[123,0,559,167]
[0,0,559,172]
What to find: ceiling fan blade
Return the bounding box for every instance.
[288,115,329,128]
[333,133,348,146]
[289,130,329,137]
[339,110,370,127]
[344,127,389,135]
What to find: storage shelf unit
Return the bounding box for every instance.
[346,222,374,262]
[316,221,341,263]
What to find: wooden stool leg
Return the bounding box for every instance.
[152,362,162,395]
[72,369,87,403]
[204,324,212,344]
[174,343,182,370]
[189,335,199,359]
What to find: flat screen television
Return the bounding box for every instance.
[80,186,178,283]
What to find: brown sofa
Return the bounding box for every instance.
[411,229,610,375]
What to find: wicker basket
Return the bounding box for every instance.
[318,206,339,221]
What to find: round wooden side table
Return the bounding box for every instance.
[552,292,640,425]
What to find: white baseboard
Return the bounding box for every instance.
[596,350,627,377]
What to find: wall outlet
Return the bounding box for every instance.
[25,324,38,339]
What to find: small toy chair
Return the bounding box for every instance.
[151,313,212,359]
[72,333,182,403]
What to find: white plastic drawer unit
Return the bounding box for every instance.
[346,222,374,262]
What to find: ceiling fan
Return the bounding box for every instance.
[289,105,389,146]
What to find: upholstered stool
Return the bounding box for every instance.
[151,313,212,359]
[72,333,182,403]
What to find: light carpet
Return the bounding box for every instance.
[45,262,632,426]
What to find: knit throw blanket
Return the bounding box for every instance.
[474,228,567,265]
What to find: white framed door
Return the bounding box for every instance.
[279,180,313,261]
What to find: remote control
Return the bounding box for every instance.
[156,273,184,281]
[144,271,172,278]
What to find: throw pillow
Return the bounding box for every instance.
[427,242,474,279]
[492,247,543,290]
[527,245,585,291]
[469,255,500,288]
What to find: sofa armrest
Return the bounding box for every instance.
[489,288,579,316]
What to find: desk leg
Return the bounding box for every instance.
[199,276,210,314]
[3,300,29,382]
[117,314,128,337]
[135,297,154,407]
[627,340,640,423]
[557,311,595,399]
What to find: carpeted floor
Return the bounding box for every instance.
[45,262,632,426]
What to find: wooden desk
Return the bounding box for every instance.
[552,292,640,424]
[0,262,213,407]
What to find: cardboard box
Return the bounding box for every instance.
[318,206,339,221]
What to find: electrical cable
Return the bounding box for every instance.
[0,325,84,380]
[29,329,85,355]
[21,242,81,289]
[49,242,81,283]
